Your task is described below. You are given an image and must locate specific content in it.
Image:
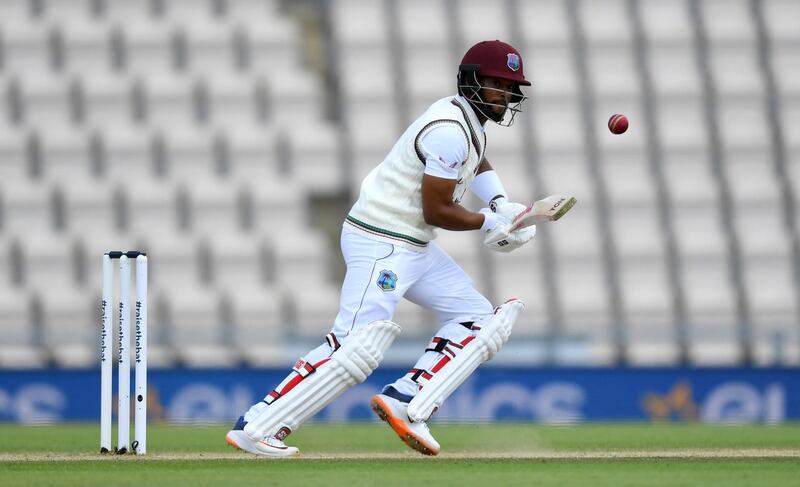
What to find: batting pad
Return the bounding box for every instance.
[407,299,524,423]
[244,320,401,440]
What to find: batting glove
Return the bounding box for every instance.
[490,198,529,222]
[480,208,537,253]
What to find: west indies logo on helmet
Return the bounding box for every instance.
[457,40,530,127]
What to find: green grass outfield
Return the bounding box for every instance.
[1,423,799,486]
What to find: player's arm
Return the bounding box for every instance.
[421,175,485,230]
[476,157,494,175]
[418,125,497,232]
[471,156,510,209]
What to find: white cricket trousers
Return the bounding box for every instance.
[331,227,494,398]
[244,227,495,424]
[332,227,493,337]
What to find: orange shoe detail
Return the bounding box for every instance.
[371,395,438,456]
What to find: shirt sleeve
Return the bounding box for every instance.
[419,124,469,179]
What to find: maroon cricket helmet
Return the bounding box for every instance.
[457,40,530,125]
[459,40,531,87]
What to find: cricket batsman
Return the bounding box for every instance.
[226,40,569,457]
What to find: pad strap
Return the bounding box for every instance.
[326,333,341,351]
[244,320,401,440]
[407,300,524,423]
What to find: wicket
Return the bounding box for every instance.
[100,251,148,455]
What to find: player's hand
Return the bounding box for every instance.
[480,208,535,253]
[481,208,536,253]
[491,199,528,222]
[484,224,537,253]
[481,208,511,252]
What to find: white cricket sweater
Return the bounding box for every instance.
[346,95,487,251]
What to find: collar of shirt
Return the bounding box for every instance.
[454,95,486,133]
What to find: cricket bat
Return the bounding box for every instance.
[509,195,577,232]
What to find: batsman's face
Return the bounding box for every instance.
[479,76,516,120]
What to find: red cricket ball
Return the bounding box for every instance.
[608,114,629,135]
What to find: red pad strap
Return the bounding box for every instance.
[431,335,475,373]
[407,368,433,385]
[292,358,317,378]
[264,358,331,405]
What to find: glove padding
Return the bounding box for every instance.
[491,199,528,222]
[481,208,537,253]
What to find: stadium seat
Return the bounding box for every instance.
[202,75,258,127]
[225,286,287,367]
[0,17,51,76]
[164,286,237,367]
[709,46,764,97]
[556,255,615,364]
[99,126,151,174]
[648,44,703,97]
[162,127,218,177]
[284,123,344,192]
[682,255,740,363]
[176,21,234,76]
[727,153,783,206]
[60,179,117,234]
[611,203,667,258]
[639,0,693,43]
[672,200,727,258]
[548,196,603,260]
[142,73,197,129]
[525,44,579,98]
[396,0,449,47]
[403,45,454,105]
[16,75,76,130]
[0,287,44,368]
[585,45,641,98]
[1,0,798,370]
[600,144,657,205]
[531,99,586,151]
[661,146,716,204]
[488,242,550,337]
[223,126,277,182]
[56,17,111,75]
[0,128,27,180]
[122,179,180,235]
[432,229,484,290]
[284,283,339,337]
[457,0,510,47]
[538,149,594,206]
[37,126,95,181]
[206,233,272,289]
[270,226,330,292]
[79,74,136,128]
[578,0,634,44]
[656,96,708,149]
[331,0,388,46]
[520,0,570,46]
[0,180,54,235]
[391,299,428,338]
[266,71,323,124]
[177,178,242,234]
[618,256,676,359]
[700,0,756,44]
[763,0,800,42]
[36,288,95,368]
[120,20,176,75]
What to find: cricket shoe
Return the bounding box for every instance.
[225,416,299,458]
[371,388,440,456]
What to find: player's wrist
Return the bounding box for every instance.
[471,170,508,205]
[489,195,508,212]
[479,208,499,232]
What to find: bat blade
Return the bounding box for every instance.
[510,195,577,232]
